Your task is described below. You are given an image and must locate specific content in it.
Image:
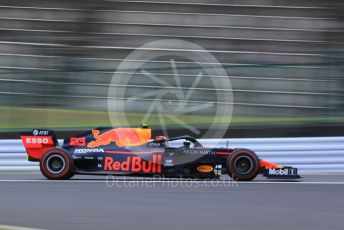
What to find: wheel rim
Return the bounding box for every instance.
[46,154,66,174]
[233,155,253,175]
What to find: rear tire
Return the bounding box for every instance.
[40,148,74,180]
[226,149,259,181]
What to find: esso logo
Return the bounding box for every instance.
[26,138,49,144]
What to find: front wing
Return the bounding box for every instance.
[260,159,301,179]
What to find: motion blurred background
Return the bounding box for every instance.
[0,0,343,137]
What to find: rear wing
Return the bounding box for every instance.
[20,129,58,161]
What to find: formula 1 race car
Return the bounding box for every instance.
[20,126,300,180]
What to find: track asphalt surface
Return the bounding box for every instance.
[0,173,344,230]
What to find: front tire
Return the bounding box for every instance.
[40,148,74,180]
[226,149,259,181]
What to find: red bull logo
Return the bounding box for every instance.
[104,155,162,173]
[87,128,151,148]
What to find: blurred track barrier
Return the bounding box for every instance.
[1,137,344,173]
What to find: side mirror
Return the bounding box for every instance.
[183,141,191,148]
